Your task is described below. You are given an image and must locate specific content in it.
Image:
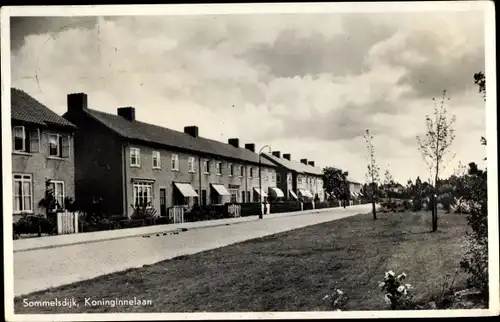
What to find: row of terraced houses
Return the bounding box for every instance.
[10,88,362,221]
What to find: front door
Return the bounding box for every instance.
[160,188,166,217]
[201,189,207,206]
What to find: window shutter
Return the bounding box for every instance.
[61,135,70,158]
[29,129,40,153]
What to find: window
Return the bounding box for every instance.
[216,162,222,175]
[49,134,70,158]
[247,191,251,203]
[230,189,238,203]
[152,151,161,169]
[188,157,196,173]
[13,126,25,152]
[49,181,65,210]
[203,159,210,174]
[264,169,268,181]
[133,181,153,207]
[298,176,303,184]
[130,147,140,167]
[272,172,276,182]
[13,174,32,213]
[249,167,253,178]
[240,165,244,177]
[229,164,234,176]
[171,154,179,171]
[241,191,246,203]
[277,173,281,184]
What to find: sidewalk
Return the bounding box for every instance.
[13,205,365,252]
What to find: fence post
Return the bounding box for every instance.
[57,212,62,235]
[74,212,79,233]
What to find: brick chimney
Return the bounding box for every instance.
[300,158,308,165]
[228,138,239,148]
[283,153,291,161]
[184,126,199,138]
[272,151,281,158]
[67,93,88,113]
[117,107,136,122]
[308,161,315,167]
[245,143,255,152]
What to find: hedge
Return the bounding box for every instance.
[270,201,302,214]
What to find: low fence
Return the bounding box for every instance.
[56,211,79,235]
[169,206,185,223]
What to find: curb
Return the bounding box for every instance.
[13,204,368,253]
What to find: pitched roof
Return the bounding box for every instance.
[82,109,276,167]
[11,88,76,128]
[263,153,323,176]
[347,176,362,184]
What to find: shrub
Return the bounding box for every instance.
[379,270,415,310]
[13,214,57,236]
[402,199,412,211]
[270,201,301,214]
[323,289,349,311]
[459,163,488,299]
[131,202,159,220]
[460,235,488,297]
[303,202,314,211]
[240,202,262,217]
[438,193,455,213]
[411,198,423,211]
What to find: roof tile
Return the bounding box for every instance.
[84,109,276,167]
[11,88,76,128]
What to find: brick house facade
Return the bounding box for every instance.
[262,152,325,202]
[10,88,76,222]
[63,93,278,218]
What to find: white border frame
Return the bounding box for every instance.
[1,1,498,320]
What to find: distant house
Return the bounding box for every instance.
[63,93,278,218]
[262,152,325,202]
[11,88,76,221]
[347,176,363,199]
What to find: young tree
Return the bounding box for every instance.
[364,129,380,220]
[383,168,395,202]
[416,90,456,232]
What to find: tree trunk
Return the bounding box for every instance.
[372,182,377,220]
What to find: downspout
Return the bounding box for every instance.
[198,156,202,205]
[122,142,129,218]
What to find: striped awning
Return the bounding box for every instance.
[298,189,313,198]
[289,190,298,200]
[253,187,268,197]
[211,184,230,196]
[174,182,198,197]
[269,187,285,198]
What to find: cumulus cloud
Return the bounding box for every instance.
[9,10,487,183]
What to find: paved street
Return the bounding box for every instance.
[14,204,370,297]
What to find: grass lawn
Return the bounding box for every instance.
[15,211,471,313]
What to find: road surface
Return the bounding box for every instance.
[13,204,371,297]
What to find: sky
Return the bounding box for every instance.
[9,9,488,184]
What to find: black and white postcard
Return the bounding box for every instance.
[1,2,498,320]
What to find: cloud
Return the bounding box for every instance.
[243,14,395,78]
[10,11,487,184]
